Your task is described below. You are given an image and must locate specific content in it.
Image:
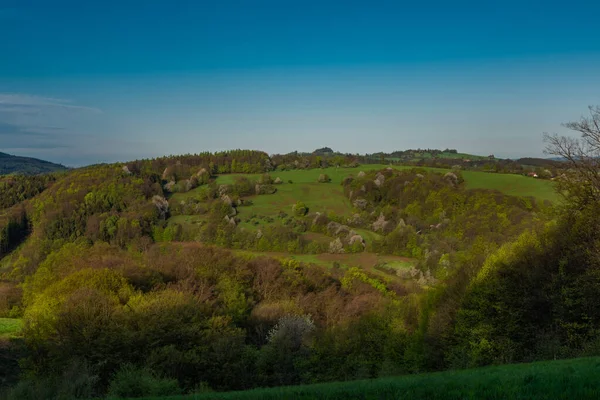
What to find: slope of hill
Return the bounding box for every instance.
[129,357,600,400]
[0,152,68,175]
[0,150,576,399]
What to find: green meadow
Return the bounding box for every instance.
[461,170,558,202]
[123,356,600,400]
[167,165,557,256]
[0,318,22,339]
[215,165,558,202]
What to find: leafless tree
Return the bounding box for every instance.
[544,106,600,206]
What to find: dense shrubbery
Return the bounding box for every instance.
[341,169,546,270]
[3,242,412,396]
[0,174,57,210]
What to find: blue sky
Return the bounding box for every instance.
[1,0,599,166]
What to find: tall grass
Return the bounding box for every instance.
[134,357,600,400]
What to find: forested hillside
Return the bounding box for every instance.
[0,109,599,399]
[0,152,68,175]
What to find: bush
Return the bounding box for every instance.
[292,201,308,217]
[317,174,331,183]
[107,364,181,398]
[6,360,98,400]
[6,378,57,400]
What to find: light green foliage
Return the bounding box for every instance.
[342,267,393,297]
[0,318,22,338]
[292,201,308,217]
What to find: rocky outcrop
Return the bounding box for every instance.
[348,234,366,248]
[223,215,237,226]
[255,184,277,195]
[327,221,350,236]
[318,174,331,183]
[353,198,368,210]
[218,185,230,196]
[221,195,233,206]
[374,173,385,187]
[372,212,393,233]
[152,195,169,219]
[328,238,345,254]
[444,172,458,186]
[163,181,176,192]
[348,213,363,225]
[312,212,328,227]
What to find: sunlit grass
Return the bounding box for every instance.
[0,318,23,338]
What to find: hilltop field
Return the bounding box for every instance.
[167,165,556,274]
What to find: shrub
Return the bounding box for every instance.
[292,201,308,217]
[317,174,331,183]
[7,378,57,400]
[259,173,273,184]
[107,364,181,398]
[6,360,98,400]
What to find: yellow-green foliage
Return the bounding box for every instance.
[24,268,132,333]
[473,230,543,285]
[342,267,393,297]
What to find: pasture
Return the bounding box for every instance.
[124,356,600,400]
[0,318,22,339]
[233,249,416,278]
[215,165,557,202]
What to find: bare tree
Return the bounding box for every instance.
[544,106,600,207]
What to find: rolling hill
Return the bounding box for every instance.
[0,152,68,175]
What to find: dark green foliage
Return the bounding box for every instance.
[5,359,98,400]
[0,174,56,210]
[0,206,29,258]
[0,152,68,176]
[137,357,600,400]
[450,203,600,367]
[107,364,180,398]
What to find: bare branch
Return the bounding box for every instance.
[544,106,600,206]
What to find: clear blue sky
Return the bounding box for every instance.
[1,0,599,166]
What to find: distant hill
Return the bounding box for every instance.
[516,157,564,168]
[0,152,68,175]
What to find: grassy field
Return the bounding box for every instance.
[120,357,600,400]
[166,165,557,260]
[462,170,558,203]
[233,249,415,271]
[0,318,22,339]
[215,165,557,202]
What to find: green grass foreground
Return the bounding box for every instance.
[129,357,600,400]
[0,319,22,339]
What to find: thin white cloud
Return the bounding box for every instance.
[0,93,104,159]
[0,93,102,114]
